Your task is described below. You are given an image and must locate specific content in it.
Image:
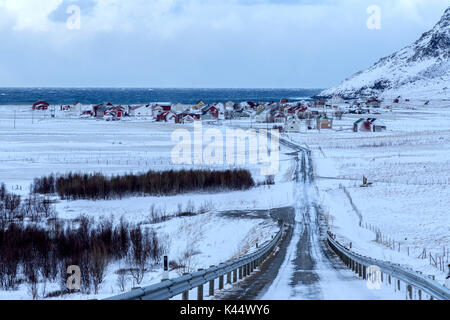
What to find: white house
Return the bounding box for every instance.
[129,105,153,118]
[172,103,191,114]
[329,95,345,106]
[285,118,301,132]
[255,110,270,123]
[225,101,235,111]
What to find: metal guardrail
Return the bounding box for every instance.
[327,231,450,300]
[105,226,285,300]
[281,135,450,300]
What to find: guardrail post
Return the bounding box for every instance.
[239,266,243,280]
[363,265,367,280]
[397,279,401,291]
[219,275,224,290]
[407,285,412,300]
[388,274,391,285]
[418,290,422,300]
[209,279,215,297]
[209,266,215,296]
[227,271,231,284]
[197,269,204,301]
[233,269,238,283]
[182,273,189,300]
[198,284,203,301]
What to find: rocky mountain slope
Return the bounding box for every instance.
[318,7,450,99]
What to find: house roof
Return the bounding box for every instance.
[33,101,49,107]
[354,118,385,126]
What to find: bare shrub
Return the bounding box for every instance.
[174,245,199,276]
[116,268,128,292]
[0,191,170,297]
[90,244,108,294]
[32,169,255,200]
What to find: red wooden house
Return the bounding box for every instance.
[105,106,125,118]
[32,101,50,110]
[157,111,176,123]
[177,113,201,123]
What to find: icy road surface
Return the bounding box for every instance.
[222,138,404,300]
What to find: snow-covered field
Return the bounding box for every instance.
[287,99,450,285]
[1,99,449,299]
[0,106,295,300]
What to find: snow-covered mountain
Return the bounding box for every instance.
[318,7,450,99]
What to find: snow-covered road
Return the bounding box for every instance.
[259,139,403,300]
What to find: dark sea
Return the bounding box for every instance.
[0,88,322,105]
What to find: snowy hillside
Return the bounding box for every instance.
[319,7,450,99]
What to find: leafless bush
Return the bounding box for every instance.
[258,175,275,186]
[32,169,255,200]
[174,245,199,276]
[24,259,39,300]
[185,200,195,214]
[116,269,128,292]
[0,194,168,297]
[198,201,214,214]
[90,244,108,294]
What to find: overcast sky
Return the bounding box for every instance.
[0,0,448,88]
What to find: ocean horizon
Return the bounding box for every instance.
[0,88,323,105]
